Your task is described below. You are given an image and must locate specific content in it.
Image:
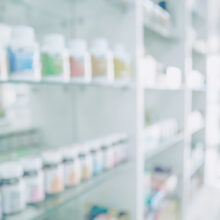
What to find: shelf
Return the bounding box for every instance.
[0,80,135,89]
[190,87,206,92]
[144,133,184,159]
[190,124,205,135]
[144,84,185,91]
[6,162,131,220]
[0,124,36,136]
[192,45,207,56]
[190,160,204,177]
[143,19,174,39]
[142,1,176,39]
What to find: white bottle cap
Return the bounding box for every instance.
[88,139,102,151]
[42,150,62,165]
[20,157,42,172]
[78,143,90,156]
[90,38,109,55]
[114,44,129,61]
[0,23,12,47]
[69,38,87,56]
[0,162,23,180]
[43,34,65,51]
[11,25,35,46]
[61,147,78,160]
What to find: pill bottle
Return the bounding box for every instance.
[20,157,45,204]
[101,137,115,170]
[118,133,129,162]
[0,162,26,215]
[62,146,81,187]
[89,140,103,175]
[69,39,91,82]
[8,25,39,80]
[90,38,114,82]
[113,44,131,81]
[79,145,93,181]
[0,24,11,80]
[41,34,68,81]
[111,135,120,166]
[42,150,64,195]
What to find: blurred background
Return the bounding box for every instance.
[0,0,220,219]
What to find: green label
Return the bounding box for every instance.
[41,53,64,76]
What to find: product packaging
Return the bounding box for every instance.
[21,157,45,203]
[41,34,68,81]
[90,38,114,82]
[42,150,64,194]
[0,162,26,215]
[69,39,91,82]
[62,146,81,187]
[8,25,39,80]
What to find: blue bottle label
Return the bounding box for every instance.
[8,48,34,73]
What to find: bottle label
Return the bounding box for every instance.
[41,53,64,76]
[8,48,34,73]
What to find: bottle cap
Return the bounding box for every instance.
[0,162,23,180]
[69,38,87,56]
[42,150,62,165]
[20,157,42,172]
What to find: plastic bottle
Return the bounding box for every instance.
[69,39,91,82]
[89,140,103,175]
[90,38,114,82]
[113,44,131,81]
[79,145,93,180]
[42,150,64,195]
[0,162,26,215]
[41,34,68,81]
[62,146,81,187]
[0,24,11,80]
[20,157,45,204]
[101,137,115,170]
[8,25,39,80]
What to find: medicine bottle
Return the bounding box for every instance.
[21,157,45,204]
[62,147,81,187]
[0,162,26,215]
[8,26,39,80]
[42,150,64,195]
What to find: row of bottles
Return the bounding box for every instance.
[0,25,132,83]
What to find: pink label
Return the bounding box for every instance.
[70,57,85,78]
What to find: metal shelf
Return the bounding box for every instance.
[5,162,131,220]
[144,133,184,159]
[190,160,204,178]
[0,80,135,89]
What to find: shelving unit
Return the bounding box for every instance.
[0,0,211,219]
[6,162,131,220]
[144,133,184,159]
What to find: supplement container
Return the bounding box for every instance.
[20,157,45,204]
[101,137,115,170]
[111,135,120,166]
[62,146,81,187]
[113,44,131,81]
[118,133,129,162]
[0,162,26,215]
[8,25,39,80]
[69,39,91,82]
[42,150,64,195]
[79,145,93,181]
[89,140,103,175]
[0,24,11,80]
[41,34,68,81]
[90,38,114,82]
